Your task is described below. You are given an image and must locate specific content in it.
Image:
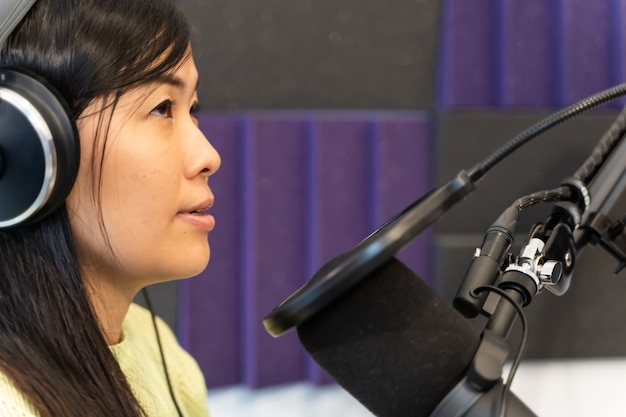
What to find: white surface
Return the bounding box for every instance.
[207,382,371,417]
[511,358,626,417]
[207,358,626,416]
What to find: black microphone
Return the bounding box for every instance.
[295,257,536,417]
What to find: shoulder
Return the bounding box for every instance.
[0,373,39,417]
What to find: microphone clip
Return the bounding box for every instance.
[504,218,576,298]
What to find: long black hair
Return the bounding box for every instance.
[0,0,191,415]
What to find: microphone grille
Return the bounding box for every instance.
[297,257,480,417]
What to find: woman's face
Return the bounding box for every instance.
[67,54,221,289]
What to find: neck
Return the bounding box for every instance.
[83,272,139,345]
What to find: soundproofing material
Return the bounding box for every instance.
[439,0,624,108]
[178,111,433,388]
[178,0,441,109]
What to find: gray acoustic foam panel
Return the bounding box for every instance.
[434,110,626,359]
[180,0,440,110]
[134,282,180,332]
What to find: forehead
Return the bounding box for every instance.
[117,56,199,107]
[150,54,199,92]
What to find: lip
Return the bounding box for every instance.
[177,198,215,231]
[177,211,216,231]
[182,197,214,214]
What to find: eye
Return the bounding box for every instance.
[190,101,201,124]
[151,100,173,118]
[190,101,201,116]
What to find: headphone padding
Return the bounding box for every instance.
[0,68,79,228]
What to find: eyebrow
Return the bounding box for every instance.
[158,73,200,92]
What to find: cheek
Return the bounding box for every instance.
[65,163,119,271]
[97,141,183,244]
[105,132,173,196]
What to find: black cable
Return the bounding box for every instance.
[473,285,529,417]
[511,185,574,212]
[141,288,185,417]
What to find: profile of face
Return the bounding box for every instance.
[66,52,221,290]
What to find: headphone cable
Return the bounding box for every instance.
[141,287,185,417]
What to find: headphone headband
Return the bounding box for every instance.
[0,0,38,48]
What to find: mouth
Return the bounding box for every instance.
[176,199,215,231]
[179,198,214,215]
[186,207,211,215]
[177,209,215,231]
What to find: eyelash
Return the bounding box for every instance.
[151,100,201,119]
[190,102,200,118]
[151,100,173,117]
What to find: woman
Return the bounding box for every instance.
[0,0,220,416]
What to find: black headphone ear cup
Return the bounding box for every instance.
[0,68,79,229]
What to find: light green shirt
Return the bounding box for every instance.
[0,303,210,417]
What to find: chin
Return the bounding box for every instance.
[159,262,210,283]
[158,241,211,280]
[181,252,211,278]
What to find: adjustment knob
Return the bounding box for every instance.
[538,260,563,285]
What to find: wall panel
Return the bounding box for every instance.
[439,0,625,108]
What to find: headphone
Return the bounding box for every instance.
[0,0,79,229]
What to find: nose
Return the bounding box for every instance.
[187,125,221,179]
